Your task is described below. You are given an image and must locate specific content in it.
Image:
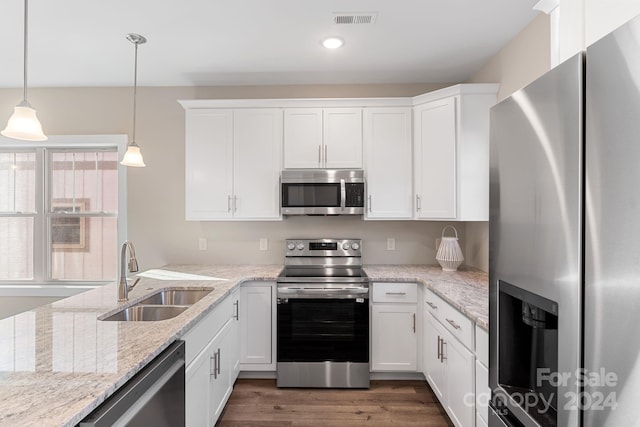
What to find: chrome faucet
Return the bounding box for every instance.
[118,240,141,302]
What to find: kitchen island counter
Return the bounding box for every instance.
[0,265,282,427]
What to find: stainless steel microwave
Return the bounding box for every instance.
[281,169,365,215]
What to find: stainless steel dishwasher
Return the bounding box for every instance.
[79,341,185,427]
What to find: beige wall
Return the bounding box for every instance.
[462,13,551,272]
[468,14,551,102]
[2,83,467,280]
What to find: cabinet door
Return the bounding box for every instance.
[210,322,233,422]
[185,109,234,220]
[371,304,417,371]
[229,288,241,382]
[363,108,413,219]
[240,285,272,364]
[423,311,446,401]
[283,109,323,169]
[443,329,475,427]
[186,336,217,427]
[233,109,283,219]
[414,98,457,219]
[323,108,363,168]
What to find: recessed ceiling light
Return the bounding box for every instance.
[322,37,345,49]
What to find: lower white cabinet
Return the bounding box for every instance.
[184,293,240,427]
[240,283,274,367]
[423,299,475,427]
[371,283,418,371]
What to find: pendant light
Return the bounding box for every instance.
[1,0,47,141]
[120,33,147,167]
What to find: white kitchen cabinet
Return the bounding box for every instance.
[423,290,476,427]
[184,108,282,220]
[283,108,362,169]
[184,292,238,427]
[185,109,234,220]
[424,311,446,402]
[240,283,273,366]
[363,107,413,219]
[371,283,418,371]
[229,288,241,381]
[444,330,475,427]
[413,85,498,221]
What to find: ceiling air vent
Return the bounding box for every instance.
[332,12,377,25]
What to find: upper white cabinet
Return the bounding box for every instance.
[185,109,234,220]
[284,108,362,169]
[363,107,413,219]
[183,107,282,220]
[413,85,498,221]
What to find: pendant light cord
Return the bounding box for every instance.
[132,40,138,143]
[23,0,29,102]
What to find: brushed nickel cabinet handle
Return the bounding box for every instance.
[441,340,447,362]
[446,318,461,330]
[217,348,221,375]
[324,145,328,164]
[385,292,406,296]
[227,195,232,212]
[426,301,438,310]
[416,195,421,212]
[318,145,321,164]
[368,195,372,212]
[437,336,442,360]
[210,354,217,379]
[412,313,416,333]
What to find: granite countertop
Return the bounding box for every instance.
[0,265,282,427]
[0,263,488,426]
[364,265,489,329]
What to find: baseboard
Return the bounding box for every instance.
[238,371,277,379]
[370,372,426,381]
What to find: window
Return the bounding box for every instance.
[0,136,127,286]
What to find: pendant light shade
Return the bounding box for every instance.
[2,0,47,141]
[2,101,47,141]
[120,33,147,168]
[121,143,146,167]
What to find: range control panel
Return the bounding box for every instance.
[285,239,361,257]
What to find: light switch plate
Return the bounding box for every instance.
[259,238,268,251]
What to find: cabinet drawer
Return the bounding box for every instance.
[373,282,417,303]
[183,294,233,366]
[424,289,473,350]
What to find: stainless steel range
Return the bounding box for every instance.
[276,238,370,388]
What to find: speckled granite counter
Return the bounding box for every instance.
[363,265,489,330]
[0,263,487,426]
[0,265,282,427]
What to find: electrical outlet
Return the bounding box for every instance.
[198,237,207,251]
[387,238,396,251]
[259,238,268,251]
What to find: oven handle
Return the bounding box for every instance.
[277,287,369,299]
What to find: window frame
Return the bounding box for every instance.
[0,135,128,293]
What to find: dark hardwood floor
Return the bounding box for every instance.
[216,379,455,427]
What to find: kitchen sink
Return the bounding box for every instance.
[136,288,213,306]
[100,288,213,322]
[101,305,189,322]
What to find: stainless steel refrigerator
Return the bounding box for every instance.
[489,13,640,427]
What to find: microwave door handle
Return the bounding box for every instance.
[340,179,346,210]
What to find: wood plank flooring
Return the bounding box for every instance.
[216,379,455,427]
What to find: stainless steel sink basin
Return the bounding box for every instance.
[136,289,213,306]
[101,305,189,322]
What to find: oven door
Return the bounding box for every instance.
[277,296,369,363]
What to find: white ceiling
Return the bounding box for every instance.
[0,0,539,88]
